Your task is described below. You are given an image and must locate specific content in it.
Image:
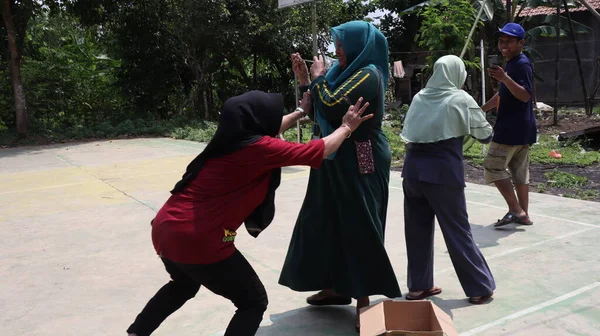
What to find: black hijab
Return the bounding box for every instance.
[171,90,285,238]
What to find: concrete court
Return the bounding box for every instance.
[0,137,599,336]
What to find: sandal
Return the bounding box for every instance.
[306,293,352,306]
[469,292,494,305]
[406,286,442,300]
[494,212,521,227]
[517,216,534,226]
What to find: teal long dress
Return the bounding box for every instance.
[278,65,402,299]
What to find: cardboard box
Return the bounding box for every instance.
[360,300,458,336]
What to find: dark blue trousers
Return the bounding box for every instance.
[402,179,496,297]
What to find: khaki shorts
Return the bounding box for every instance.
[483,141,530,185]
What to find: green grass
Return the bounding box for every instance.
[564,189,599,201]
[536,169,597,201]
[383,125,406,163]
[281,123,313,143]
[0,118,218,147]
[544,170,588,188]
[464,135,600,167]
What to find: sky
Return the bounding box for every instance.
[323,4,391,52]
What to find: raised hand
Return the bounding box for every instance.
[310,55,326,79]
[291,53,310,85]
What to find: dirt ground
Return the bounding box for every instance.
[464,162,600,202]
[393,110,600,202]
[469,110,600,202]
[536,109,600,135]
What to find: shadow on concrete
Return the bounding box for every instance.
[429,296,494,319]
[470,222,526,249]
[256,295,489,335]
[257,305,357,336]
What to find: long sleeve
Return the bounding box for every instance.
[469,106,494,142]
[309,67,380,124]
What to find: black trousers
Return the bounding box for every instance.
[403,179,496,297]
[127,249,268,336]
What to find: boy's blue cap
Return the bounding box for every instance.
[496,23,526,40]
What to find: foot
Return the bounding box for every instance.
[306,289,351,306]
[495,211,528,227]
[355,297,370,333]
[516,215,533,226]
[469,292,494,305]
[406,286,442,300]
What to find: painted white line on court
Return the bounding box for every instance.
[484,227,598,260]
[460,281,600,336]
[0,168,306,196]
[434,227,598,276]
[468,188,600,206]
[389,186,599,228]
[467,200,599,228]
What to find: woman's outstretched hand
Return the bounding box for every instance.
[291,53,310,86]
[320,97,373,158]
[342,97,372,132]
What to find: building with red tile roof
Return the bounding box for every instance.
[503,0,600,17]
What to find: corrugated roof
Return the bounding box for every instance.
[501,1,600,17]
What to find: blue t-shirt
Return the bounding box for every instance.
[402,137,466,188]
[493,53,537,145]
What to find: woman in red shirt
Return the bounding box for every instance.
[127,90,372,336]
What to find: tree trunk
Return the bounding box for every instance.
[563,0,591,115]
[2,0,28,134]
[253,52,257,88]
[553,3,560,126]
[203,90,209,120]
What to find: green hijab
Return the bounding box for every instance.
[325,21,389,91]
[400,55,492,143]
[314,21,389,159]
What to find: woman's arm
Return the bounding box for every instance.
[310,65,379,123]
[311,71,378,122]
[278,92,313,134]
[319,97,371,158]
[322,125,352,158]
[469,105,494,143]
[263,98,373,169]
[279,109,306,135]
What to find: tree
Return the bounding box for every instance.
[377,0,425,53]
[2,0,29,134]
[1,0,62,134]
[68,0,374,119]
[413,0,480,70]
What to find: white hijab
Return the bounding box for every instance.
[401,55,492,143]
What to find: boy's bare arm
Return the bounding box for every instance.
[500,76,531,102]
[488,66,531,103]
[482,93,499,112]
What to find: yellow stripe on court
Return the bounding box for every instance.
[0,148,311,221]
